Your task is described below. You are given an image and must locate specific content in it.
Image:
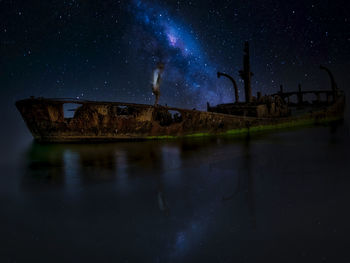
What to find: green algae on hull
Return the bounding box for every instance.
[15,95,345,142]
[146,116,343,140]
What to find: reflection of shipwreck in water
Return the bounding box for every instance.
[16,42,345,142]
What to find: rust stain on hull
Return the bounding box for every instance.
[15,96,345,142]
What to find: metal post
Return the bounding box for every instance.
[239,41,253,103]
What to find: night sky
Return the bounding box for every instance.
[1,0,349,111]
[1,2,350,260]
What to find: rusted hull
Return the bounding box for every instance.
[15,96,345,142]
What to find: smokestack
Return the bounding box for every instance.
[239,41,253,103]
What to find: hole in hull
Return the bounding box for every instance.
[117,106,134,115]
[63,103,81,118]
[169,110,182,123]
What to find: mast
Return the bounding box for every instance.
[239,41,253,103]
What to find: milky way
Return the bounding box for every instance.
[129,0,233,109]
[1,0,348,112]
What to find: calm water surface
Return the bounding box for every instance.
[1,124,350,262]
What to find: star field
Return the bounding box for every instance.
[0,0,349,110]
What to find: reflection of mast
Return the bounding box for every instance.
[223,136,256,229]
[123,142,170,215]
[157,190,169,215]
[244,136,256,229]
[149,145,170,216]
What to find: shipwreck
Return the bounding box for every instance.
[16,42,345,142]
